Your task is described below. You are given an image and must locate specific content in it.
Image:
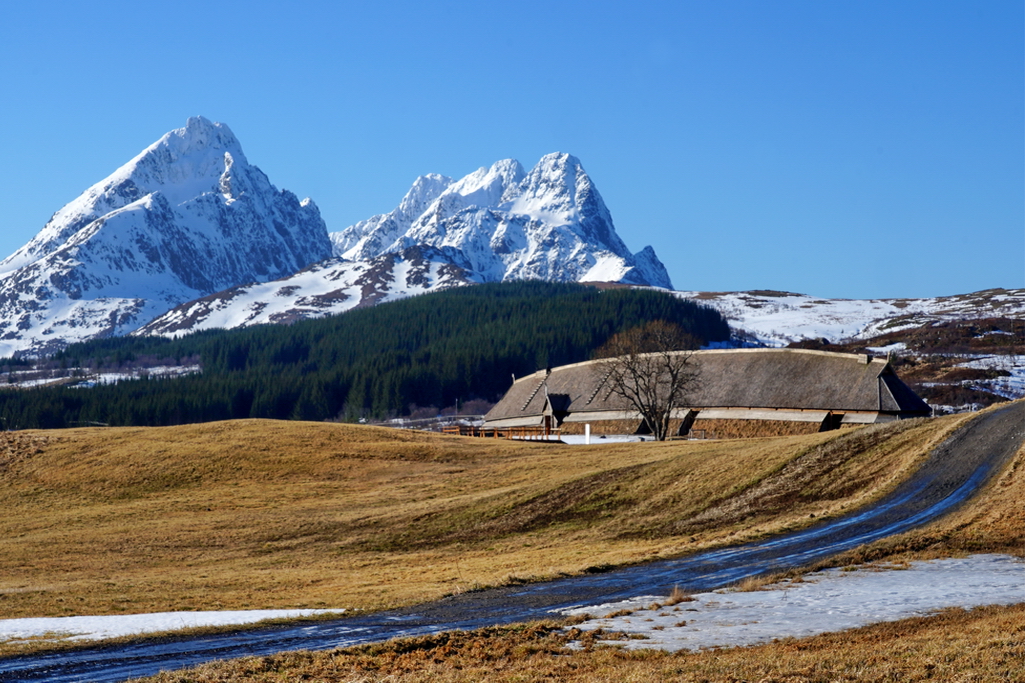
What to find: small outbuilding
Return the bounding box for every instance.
[483,348,931,439]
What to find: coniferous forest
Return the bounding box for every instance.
[0,282,730,429]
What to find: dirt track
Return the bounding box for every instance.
[4,402,1023,683]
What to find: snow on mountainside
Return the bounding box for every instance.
[330,154,673,289]
[137,245,480,335]
[680,288,1025,347]
[6,116,1012,368]
[138,153,673,337]
[0,117,331,357]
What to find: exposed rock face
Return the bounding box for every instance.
[0,117,331,356]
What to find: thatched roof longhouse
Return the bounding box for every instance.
[483,348,930,433]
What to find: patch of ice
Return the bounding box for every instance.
[865,342,907,354]
[0,609,344,644]
[561,554,1025,652]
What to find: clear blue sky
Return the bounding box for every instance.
[1,1,1021,299]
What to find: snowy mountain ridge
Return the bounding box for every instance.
[0,119,674,353]
[1,117,1016,358]
[136,245,481,336]
[140,151,675,337]
[0,116,331,356]
[329,153,673,288]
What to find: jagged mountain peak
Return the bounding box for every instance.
[330,153,672,289]
[444,158,526,207]
[396,173,454,221]
[0,117,331,356]
[138,115,242,167]
[0,117,258,277]
[122,116,250,201]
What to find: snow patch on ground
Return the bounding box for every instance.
[675,289,1025,347]
[2,557,1022,654]
[0,609,344,645]
[3,365,201,390]
[559,434,654,444]
[957,354,1025,400]
[560,555,1025,652]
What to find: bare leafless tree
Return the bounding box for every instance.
[594,321,699,441]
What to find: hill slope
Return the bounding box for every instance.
[686,288,1025,410]
[0,410,990,627]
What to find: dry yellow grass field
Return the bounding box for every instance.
[134,404,1025,683]
[2,406,1022,676]
[0,414,970,624]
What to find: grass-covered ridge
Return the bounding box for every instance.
[0,282,729,428]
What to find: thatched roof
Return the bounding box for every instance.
[484,348,929,427]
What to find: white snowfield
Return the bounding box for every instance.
[560,554,1025,652]
[0,609,343,645]
[677,289,1025,346]
[136,246,479,336]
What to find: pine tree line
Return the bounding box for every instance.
[0,282,730,429]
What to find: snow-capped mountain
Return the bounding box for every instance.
[330,153,674,289]
[136,153,674,338]
[0,117,331,356]
[137,245,480,335]
[0,128,673,354]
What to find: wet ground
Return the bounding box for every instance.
[2,402,1022,683]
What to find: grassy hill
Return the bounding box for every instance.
[2,410,1014,633]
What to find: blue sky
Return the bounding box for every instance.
[1,1,1021,299]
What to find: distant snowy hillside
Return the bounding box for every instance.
[137,245,479,335]
[680,288,1025,409]
[0,117,331,356]
[680,288,1025,346]
[330,153,673,289]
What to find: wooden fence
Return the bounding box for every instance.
[441,425,562,441]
